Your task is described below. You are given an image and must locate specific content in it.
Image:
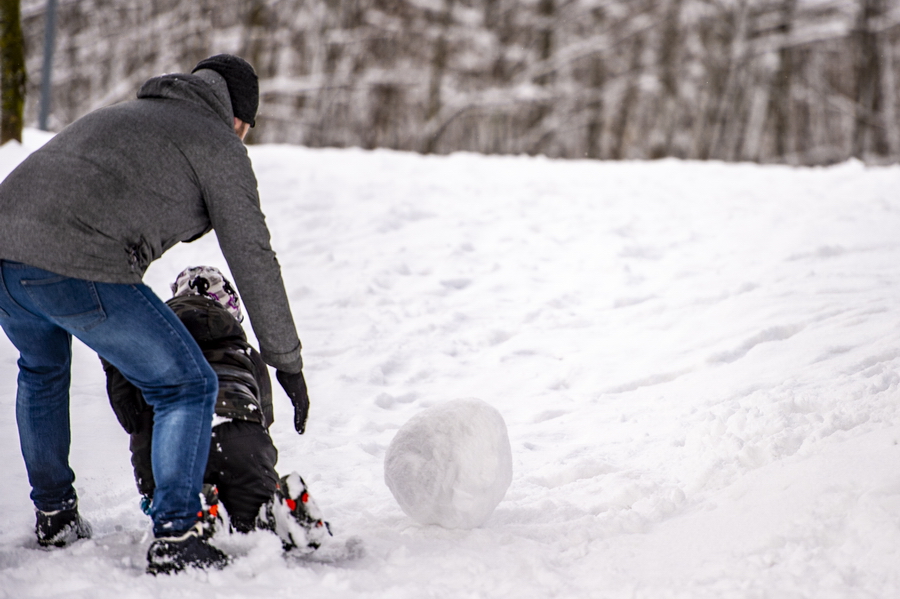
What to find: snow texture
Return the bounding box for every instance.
[384,398,512,529]
[2,129,900,598]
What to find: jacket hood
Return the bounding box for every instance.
[165,295,246,347]
[137,70,234,127]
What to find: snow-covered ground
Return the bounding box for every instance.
[1,128,900,598]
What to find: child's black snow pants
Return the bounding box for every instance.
[129,408,279,532]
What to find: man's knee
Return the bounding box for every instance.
[143,360,218,412]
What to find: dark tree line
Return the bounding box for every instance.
[16,0,900,165]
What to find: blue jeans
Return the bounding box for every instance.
[0,260,217,536]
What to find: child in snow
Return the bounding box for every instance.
[103,266,330,551]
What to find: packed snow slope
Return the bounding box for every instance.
[1,129,900,598]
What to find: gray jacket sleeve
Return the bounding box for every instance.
[201,142,303,373]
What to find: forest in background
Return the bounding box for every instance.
[17,0,900,165]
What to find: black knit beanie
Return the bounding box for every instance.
[192,54,259,127]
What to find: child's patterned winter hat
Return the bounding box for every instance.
[171,265,244,323]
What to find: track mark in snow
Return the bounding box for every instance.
[708,324,804,364]
[844,349,900,375]
[533,409,568,423]
[605,369,691,393]
[358,442,383,457]
[485,330,514,346]
[787,244,848,261]
[374,393,417,409]
[287,536,366,565]
[619,245,664,260]
[440,278,472,290]
[527,460,615,489]
[867,371,899,394]
[812,346,854,363]
[612,295,655,309]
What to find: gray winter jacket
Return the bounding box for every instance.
[0,70,302,373]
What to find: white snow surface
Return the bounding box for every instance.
[1,129,900,597]
[384,398,513,529]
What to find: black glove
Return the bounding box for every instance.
[276,369,310,434]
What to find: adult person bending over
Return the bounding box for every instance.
[0,54,310,575]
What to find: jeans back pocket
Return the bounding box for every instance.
[22,275,107,332]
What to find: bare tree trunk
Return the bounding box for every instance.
[879,23,900,157]
[0,0,26,144]
[423,0,455,153]
[651,0,684,158]
[741,84,769,162]
[239,0,272,145]
[852,0,886,159]
[584,55,605,159]
[534,0,554,86]
[708,0,750,160]
[766,0,798,162]
[524,0,556,155]
[610,36,643,160]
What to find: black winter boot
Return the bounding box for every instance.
[36,507,92,548]
[146,522,230,575]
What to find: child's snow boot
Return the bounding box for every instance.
[139,485,220,539]
[197,483,220,539]
[257,472,331,552]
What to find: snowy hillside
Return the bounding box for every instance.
[1,130,900,598]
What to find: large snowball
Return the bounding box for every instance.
[384,398,513,529]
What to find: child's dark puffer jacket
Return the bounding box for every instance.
[105,294,273,434]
